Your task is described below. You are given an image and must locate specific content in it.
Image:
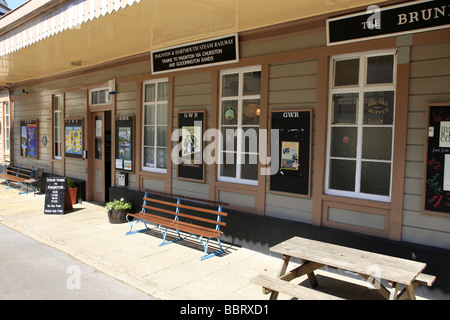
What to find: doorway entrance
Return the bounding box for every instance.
[90,111,111,204]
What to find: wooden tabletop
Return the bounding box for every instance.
[270,236,426,286]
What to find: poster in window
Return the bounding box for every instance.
[423,103,450,215]
[269,109,312,197]
[177,111,205,182]
[64,119,83,159]
[20,120,38,158]
[115,116,134,172]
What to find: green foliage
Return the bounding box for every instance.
[67,178,77,188]
[105,198,132,211]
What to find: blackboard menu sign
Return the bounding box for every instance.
[269,109,312,197]
[423,103,450,215]
[44,177,71,214]
[177,111,205,182]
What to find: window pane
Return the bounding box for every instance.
[243,127,259,153]
[362,127,392,160]
[144,83,156,102]
[157,126,167,147]
[241,154,258,180]
[329,159,356,191]
[95,138,102,160]
[360,161,391,196]
[144,126,155,146]
[334,59,359,87]
[91,91,98,104]
[242,100,260,125]
[367,55,394,84]
[222,74,239,97]
[363,91,395,125]
[243,71,261,95]
[221,101,238,125]
[221,127,237,152]
[144,105,155,125]
[143,146,154,167]
[330,127,357,158]
[157,82,168,101]
[156,147,166,169]
[220,152,236,177]
[332,93,358,124]
[157,103,167,125]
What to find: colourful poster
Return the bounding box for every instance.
[281,141,299,170]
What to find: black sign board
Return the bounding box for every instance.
[152,34,239,74]
[44,177,71,214]
[423,103,450,215]
[177,111,205,182]
[327,0,450,45]
[269,110,312,197]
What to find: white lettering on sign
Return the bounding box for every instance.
[398,5,449,25]
[283,112,299,118]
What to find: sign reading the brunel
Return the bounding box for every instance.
[152,34,239,74]
[327,0,450,45]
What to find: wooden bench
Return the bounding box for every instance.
[126,191,228,261]
[0,162,36,194]
[251,273,343,300]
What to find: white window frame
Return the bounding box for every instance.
[218,65,261,186]
[325,50,397,202]
[53,94,63,160]
[142,78,168,173]
[89,87,111,105]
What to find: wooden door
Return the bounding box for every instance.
[91,111,111,203]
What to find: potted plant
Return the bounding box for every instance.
[106,198,132,224]
[67,178,78,205]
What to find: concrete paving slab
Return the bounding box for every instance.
[0,183,447,301]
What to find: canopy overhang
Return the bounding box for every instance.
[0,0,399,86]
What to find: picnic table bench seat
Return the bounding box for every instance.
[251,273,343,300]
[0,163,39,194]
[126,191,228,260]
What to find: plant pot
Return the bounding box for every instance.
[68,187,78,205]
[107,209,129,224]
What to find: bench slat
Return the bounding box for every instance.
[128,212,222,238]
[145,197,228,216]
[415,273,436,287]
[251,274,343,300]
[142,204,227,227]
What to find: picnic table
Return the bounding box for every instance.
[252,236,435,300]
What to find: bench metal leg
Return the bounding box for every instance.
[125,216,150,235]
[158,226,183,246]
[195,235,226,261]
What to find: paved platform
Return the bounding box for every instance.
[0,185,447,300]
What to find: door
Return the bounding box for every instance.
[91,111,111,203]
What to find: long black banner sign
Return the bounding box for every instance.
[152,34,238,74]
[327,0,450,45]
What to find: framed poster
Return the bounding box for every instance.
[115,116,134,172]
[423,103,450,216]
[64,118,83,159]
[177,111,205,182]
[20,119,38,158]
[269,109,312,197]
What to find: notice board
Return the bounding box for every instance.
[44,177,72,214]
[115,116,134,172]
[423,103,450,215]
[64,118,83,159]
[177,111,205,182]
[269,109,312,197]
